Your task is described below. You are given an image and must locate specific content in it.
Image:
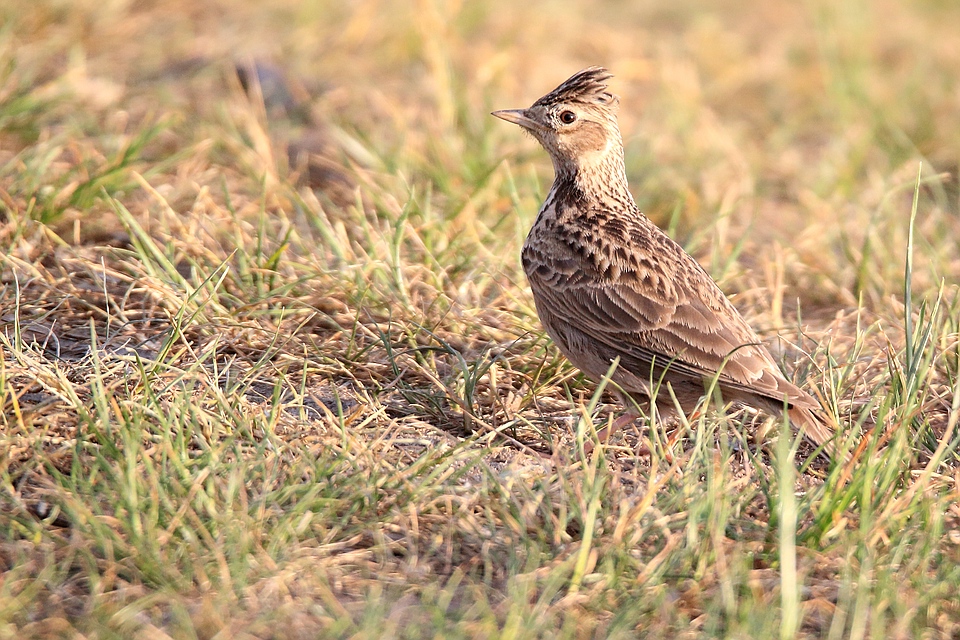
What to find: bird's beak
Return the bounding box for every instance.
[491,108,539,130]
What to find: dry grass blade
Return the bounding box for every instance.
[1,0,960,638]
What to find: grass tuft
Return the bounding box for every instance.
[2,0,960,637]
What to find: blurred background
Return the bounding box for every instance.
[2,0,959,311]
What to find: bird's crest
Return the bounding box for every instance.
[533,67,617,109]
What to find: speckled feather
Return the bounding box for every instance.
[494,67,836,454]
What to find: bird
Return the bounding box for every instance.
[492,66,837,457]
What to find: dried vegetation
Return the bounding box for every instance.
[1,0,960,637]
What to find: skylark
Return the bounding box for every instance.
[493,67,836,456]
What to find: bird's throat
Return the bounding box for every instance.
[559,151,634,208]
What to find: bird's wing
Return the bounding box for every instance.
[523,219,806,407]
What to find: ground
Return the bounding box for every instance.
[1,0,960,638]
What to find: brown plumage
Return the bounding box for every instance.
[493,67,837,456]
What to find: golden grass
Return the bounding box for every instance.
[2,0,960,637]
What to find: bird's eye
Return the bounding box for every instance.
[559,110,577,124]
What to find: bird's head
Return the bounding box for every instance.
[492,67,622,178]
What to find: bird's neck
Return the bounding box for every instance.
[551,148,635,211]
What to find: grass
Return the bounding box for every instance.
[2,0,960,637]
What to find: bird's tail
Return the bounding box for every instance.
[788,405,848,462]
